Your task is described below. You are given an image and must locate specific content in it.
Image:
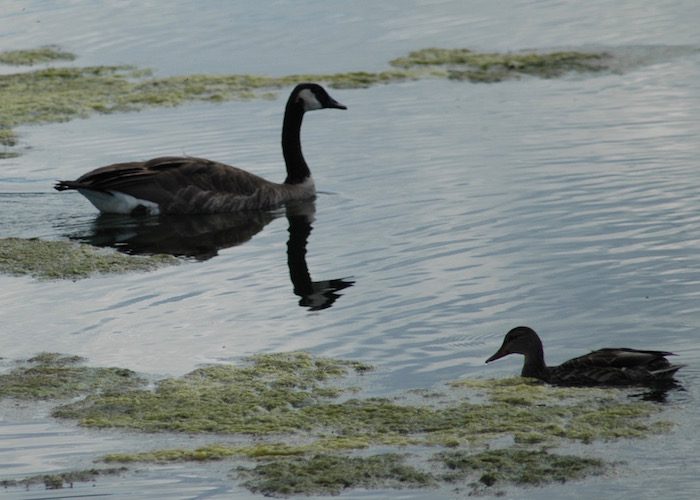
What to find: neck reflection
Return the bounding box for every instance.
[285,202,354,310]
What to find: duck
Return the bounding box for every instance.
[485,326,683,386]
[54,83,346,215]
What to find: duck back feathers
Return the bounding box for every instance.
[550,348,681,385]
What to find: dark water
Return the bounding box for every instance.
[1,0,700,498]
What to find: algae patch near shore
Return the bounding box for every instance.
[436,448,605,489]
[0,351,676,496]
[0,46,613,155]
[238,453,437,497]
[0,467,127,490]
[0,46,76,66]
[0,237,178,279]
[389,47,609,82]
[54,360,666,444]
[0,352,145,400]
[51,353,668,493]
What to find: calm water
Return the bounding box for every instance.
[1,0,700,498]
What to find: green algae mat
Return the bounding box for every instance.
[0,351,676,496]
[0,237,178,279]
[0,46,613,156]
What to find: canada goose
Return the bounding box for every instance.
[486,326,683,386]
[54,83,346,214]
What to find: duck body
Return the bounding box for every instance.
[55,83,345,215]
[486,326,683,386]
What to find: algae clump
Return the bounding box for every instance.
[89,368,670,495]
[0,45,617,156]
[53,355,666,446]
[0,467,127,490]
[389,47,609,82]
[0,351,677,496]
[0,46,76,66]
[0,237,178,279]
[0,353,145,400]
[104,444,241,464]
[238,453,436,497]
[53,352,372,433]
[437,448,604,487]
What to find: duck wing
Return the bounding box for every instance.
[550,348,683,385]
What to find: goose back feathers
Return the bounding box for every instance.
[55,83,346,215]
[486,326,683,386]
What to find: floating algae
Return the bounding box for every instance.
[0,46,76,66]
[0,46,617,155]
[237,453,437,497]
[0,467,127,490]
[389,47,609,82]
[234,448,605,497]
[436,448,605,488]
[0,237,178,279]
[52,352,373,433]
[0,352,675,495]
[0,352,145,400]
[52,357,665,444]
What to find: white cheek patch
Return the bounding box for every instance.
[297,89,323,111]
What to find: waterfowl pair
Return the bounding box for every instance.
[486,326,683,386]
[55,83,346,215]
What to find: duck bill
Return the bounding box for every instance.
[485,347,509,364]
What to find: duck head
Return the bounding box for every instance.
[485,326,543,363]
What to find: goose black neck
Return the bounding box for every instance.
[522,344,549,381]
[282,101,310,185]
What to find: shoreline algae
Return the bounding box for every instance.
[0,237,179,279]
[437,448,605,488]
[0,46,612,156]
[238,453,437,497]
[0,352,145,400]
[0,352,675,495]
[389,47,609,82]
[0,467,127,490]
[0,46,76,66]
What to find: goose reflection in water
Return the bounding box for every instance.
[286,209,354,310]
[65,200,354,310]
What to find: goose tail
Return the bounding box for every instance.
[54,180,83,192]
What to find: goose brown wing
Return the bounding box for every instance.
[57,157,272,207]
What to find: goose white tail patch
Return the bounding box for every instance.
[297,88,323,111]
[78,189,160,215]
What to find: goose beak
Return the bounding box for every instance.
[328,98,347,110]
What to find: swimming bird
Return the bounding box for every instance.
[485,326,683,386]
[54,83,346,215]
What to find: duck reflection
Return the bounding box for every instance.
[65,200,354,310]
[628,382,685,404]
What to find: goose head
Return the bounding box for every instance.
[485,326,543,363]
[291,83,347,112]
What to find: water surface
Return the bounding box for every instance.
[1,0,700,498]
